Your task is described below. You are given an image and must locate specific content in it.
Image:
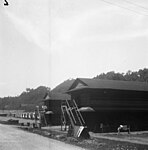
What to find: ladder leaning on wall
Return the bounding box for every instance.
[61,99,90,138]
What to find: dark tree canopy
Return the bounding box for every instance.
[94,68,148,82]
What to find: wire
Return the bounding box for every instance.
[100,0,148,17]
[124,0,148,12]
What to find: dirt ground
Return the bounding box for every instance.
[21,127,148,150]
[19,125,148,150]
[0,116,148,150]
[0,124,86,150]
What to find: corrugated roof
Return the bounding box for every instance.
[67,78,148,92]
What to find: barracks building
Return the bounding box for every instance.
[44,78,148,132]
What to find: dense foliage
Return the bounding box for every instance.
[0,86,49,111]
[94,68,148,82]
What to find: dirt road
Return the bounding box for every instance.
[0,124,86,150]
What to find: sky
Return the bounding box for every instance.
[0,0,148,97]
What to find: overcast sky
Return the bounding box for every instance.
[0,0,148,97]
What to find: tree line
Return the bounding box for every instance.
[0,86,49,111]
[94,68,148,82]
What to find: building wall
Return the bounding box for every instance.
[43,89,148,132]
[70,89,148,132]
[71,89,148,110]
[44,100,62,125]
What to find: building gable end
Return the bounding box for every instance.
[75,82,87,89]
[44,95,51,100]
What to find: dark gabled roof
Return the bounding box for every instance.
[43,92,70,101]
[50,92,70,100]
[67,78,148,93]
